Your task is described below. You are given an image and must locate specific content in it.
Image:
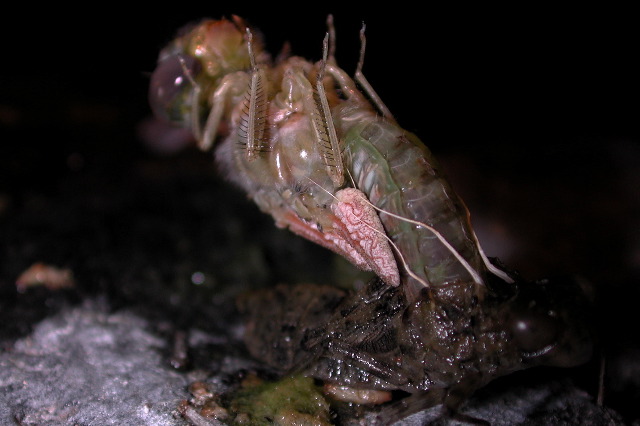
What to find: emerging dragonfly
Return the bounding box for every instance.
[150,16,593,424]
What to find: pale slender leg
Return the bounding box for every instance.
[354,24,397,124]
[199,75,244,151]
[178,56,248,152]
[325,14,337,64]
[324,62,369,106]
[175,56,205,148]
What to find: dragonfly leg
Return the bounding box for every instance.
[325,14,336,64]
[312,33,344,187]
[197,72,249,151]
[354,24,396,123]
[238,29,270,161]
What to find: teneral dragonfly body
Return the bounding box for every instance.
[150,17,494,297]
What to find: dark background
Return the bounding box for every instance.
[1,3,638,423]
[2,5,639,175]
[3,4,639,145]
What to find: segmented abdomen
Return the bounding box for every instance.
[335,105,485,296]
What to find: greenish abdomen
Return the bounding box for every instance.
[341,116,485,297]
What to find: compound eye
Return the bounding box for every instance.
[510,310,559,353]
[149,53,201,124]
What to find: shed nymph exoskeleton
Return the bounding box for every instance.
[150,16,594,423]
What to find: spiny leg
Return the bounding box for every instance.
[311,33,344,187]
[354,24,397,124]
[239,28,270,161]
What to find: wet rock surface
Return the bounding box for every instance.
[0,302,190,425]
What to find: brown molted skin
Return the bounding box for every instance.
[237,275,593,420]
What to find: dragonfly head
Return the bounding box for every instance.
[149,17,265,126]
[505,276,594,368]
